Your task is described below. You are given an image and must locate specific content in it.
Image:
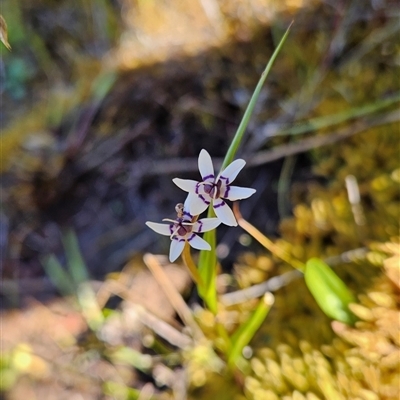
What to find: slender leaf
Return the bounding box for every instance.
[91,71,117,102]
[277,92,400,137]
[198,222,218,313]
[41,254,75,295]
[198,24,293,313]
[228,293,274,367]
[109,347,153,372]
[76,282,104,331]
[62,229,89,284]
[304,258,357,324]
[220,22,293,171]
[62,229,104,330]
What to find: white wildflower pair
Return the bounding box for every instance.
[146,149,256,262]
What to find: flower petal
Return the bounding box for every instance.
[172,178,198,193]
[169,239,185,262]
[187,234,211,251]
[218,159,246,184]
[213,199,237,226]
[146,221,172,236]
[187,192,210,216]
[198,149,215,181]
[224,186,256,201]
[182,196,194,219]
[193,218,221,233]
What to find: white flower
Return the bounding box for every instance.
[145,202,221,262]
[173,149,256,226]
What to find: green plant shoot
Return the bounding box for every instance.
[228,292,275,368]
[305,258,357,325]
[197,23,293,312]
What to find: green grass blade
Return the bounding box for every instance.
[41,254,75,295]
[220,22,293,171]
[62,229,89,284]
[198,218,218,314]
[304,258,357,325]
[228,293,275,367]
[108,346,153,372]
[91,71,117,102]
[76,282,104,331]
[197,24,292,313]
[62,229,104,330]
[277,92,400,136]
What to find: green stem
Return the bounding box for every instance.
[198,222,218,314]
[228,293,275,368]
[217,322,232,352]
[198,23,293,313]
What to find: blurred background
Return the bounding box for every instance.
[1,0,399,399]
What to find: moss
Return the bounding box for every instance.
[241,132,399,398]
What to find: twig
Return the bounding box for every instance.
[233,203,305,271]
[221,247,369,306]
[76,121,150,173]
[143,253,205,341]
[126,111,399,181]
[247,111,399,167]
[220,270,301,306]
[103,279,192,348]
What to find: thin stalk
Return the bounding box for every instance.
[228,292,275,368]
[198,224,218,314]
[216,322,232,354]
[198,23,293,313]
[182,243,205,289]
[233,203,305,272]
[144,253,205,341]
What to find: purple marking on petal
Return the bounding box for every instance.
[202,174,215,181]
[219,175,230,185]
[224,185,230,198]
[187,233,196,242]
[214,200,226,209]
[173,235,186,242]
[169,225,174,235]
[199,194,211,205]
[183,211,192,220]
[196,220,203,233]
